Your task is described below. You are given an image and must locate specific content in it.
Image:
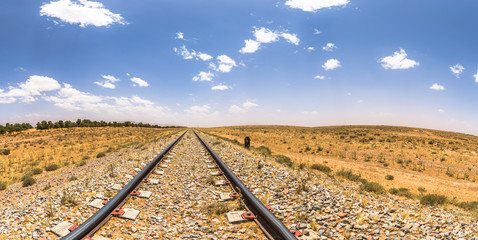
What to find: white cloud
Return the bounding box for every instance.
[254,27,280,43]
[44,83,103,111]
[211,84,231,90]
[307,47,315,51]
[322,59,341,70]
[0,75,61,103]
[215,55,237,73]
[380,48,419,70]
[229,105,245,113]
[174,45,212,61]
[130,77,149,87]
[302,111,318,115]
[40,0,126,27]
[322,43,336,51]
[313,28,322,34]
[429,83,445,91]
[176,32,184,39]
[281,33,300,45]
[94,74,119,89]
[314,75,325,79]
[450,64,464,78]
[474,70,478,83]
[192,71,214,82]
[185,105,210,114]
[240,39,261,54]
[197,53,213,61]
[438,109,445,113]
[239,27,300,54]
[285,0,349,12]
[356,99,364,104]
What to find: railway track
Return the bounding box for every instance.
[58,130,298,240]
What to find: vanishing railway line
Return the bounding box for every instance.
[59,130,298,240]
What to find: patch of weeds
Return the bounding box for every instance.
[310,163,332,174]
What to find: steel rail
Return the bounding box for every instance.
[63,131,187,240]
[193,130,296,240]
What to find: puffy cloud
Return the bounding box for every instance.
[215,55,237,73]
[0,75,61,103]
[239,39,261,54]
[176,32,184,39]
[239,27,300,54]
[322,43,336,51]
[94,74,119,89]
[380,48,419,70]
[192,71,214,82]
[450,64,464,78]
[314,75,325,79]
[174,45,212,61]
[211,84,231,90]
[254,27,280,43]
[429,83,445,91]
[130,77,149,87]
[280,33,300,45]
[474,70,478,83]
[243,101,258,109]
[40,0,126,27]
[285,0,349,12]
[184,105,211,114]
[322,59,341,70]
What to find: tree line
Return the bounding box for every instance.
[0,119,181,134]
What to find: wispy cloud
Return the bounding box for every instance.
[450,64,464,78]
[94,74,120,89]
[192,71,214,82]
[174,45,212,61]
[211,84,231,90]
[130,77,149,87]
[322,43,336,52]
[239,27,300,54]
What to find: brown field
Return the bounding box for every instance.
[0,127,182,185]
[201,125,478,202]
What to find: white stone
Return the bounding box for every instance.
[149,179,160,185]
[111,184,122,190]
[134,168,142,172]
[153,170,164,175]
[208,165,218,169]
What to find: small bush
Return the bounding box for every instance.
[96,152,106,158]
[68,175,78,181]
[22,175,36,187]
[457,201,478,211]
[32,168,43,175]
[385,175,394,180]
[82,156,90,160]
[360,182,385,194]
[418,187,426,193]
[420,194,447,206]
[205,202,230,215]
[0,181,6,191]
[0,149,10,155]
[274,155,293,167]
[78,160,86,166]
[310,164,332,174]
[255,146,271,155]
[45,164,59,171]
[206,176,215,185]
[298,163,306,170]
[336,170,366,183]
[61,191,78,206]
[389,188,413,198]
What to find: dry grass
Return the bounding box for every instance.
[201,125,478,201]
[0,127,181,185]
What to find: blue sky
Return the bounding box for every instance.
[0,0,477,135]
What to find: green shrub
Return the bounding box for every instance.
[68,175,78,181]
[299,163,306,170]
[385,175,394,180]
[255,146,271,155]
[61,191,78,206]
[82,156,91,160]
[418,187,426,193]
[360,182,385,194]
[457,201,478,211]
[32,168,43,175]
[0,181,6,191]
[389,187,413,198]
[22,175,36,187]
[274,155,293,167]
[204,202,231,215]
[96,152,106,158]
[336,170,367,183]
[310,164,332,173]
[420,194,447,206]
[45,164,59,171]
